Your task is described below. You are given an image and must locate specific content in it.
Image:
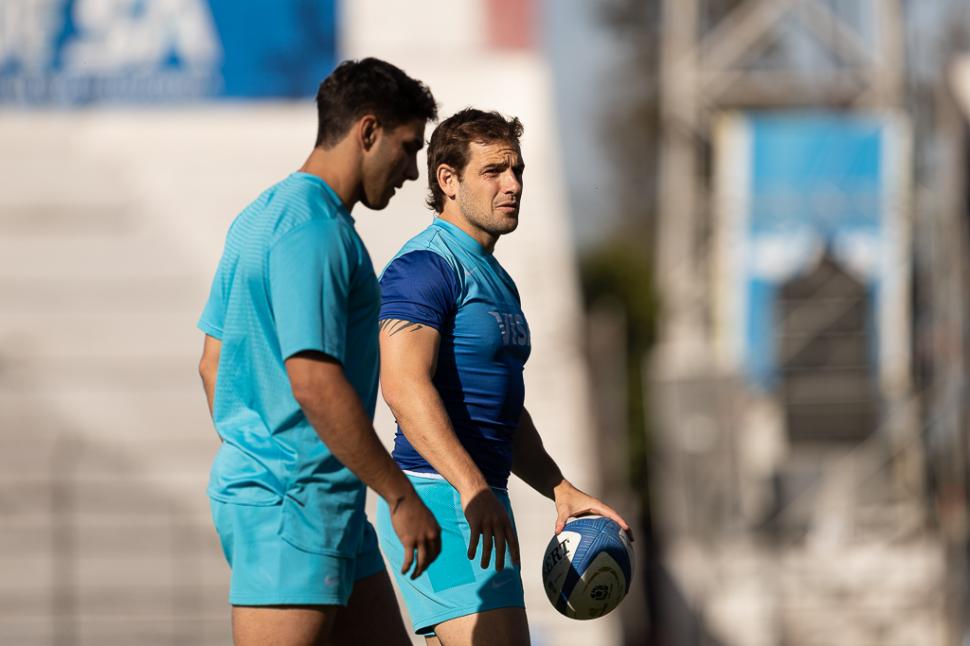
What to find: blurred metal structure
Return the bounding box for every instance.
[932,53,970,646]
[650,1,949,644]
[657,0,903,364]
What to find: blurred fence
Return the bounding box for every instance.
[0,433,229,645]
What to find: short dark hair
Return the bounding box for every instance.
[425,109,523,212]
[314,58,437,148]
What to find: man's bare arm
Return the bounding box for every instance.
[510,407,564,498]
[379,321,487,495]
[380,319,519,568]
[285,351,440,577]
[512,407,633,537]
[199,334,221,417]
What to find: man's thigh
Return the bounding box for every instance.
[211,500,357,606]
[232,605,338,646]
[332,570,412,646]
[376,478,525,636]
[433,607,530,646]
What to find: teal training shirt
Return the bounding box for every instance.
[198,172,380,557]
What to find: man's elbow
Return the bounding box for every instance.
[198,357,216,385]
[289,374,317,409]
[379,371,406,407]
[380,371,427,413]
[289,368,338,410]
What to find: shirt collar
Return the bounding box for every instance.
[432,217,490,257]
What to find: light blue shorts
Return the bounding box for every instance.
[376,475,525,635]
[210,499,385,606]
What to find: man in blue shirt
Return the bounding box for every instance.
[197,58,442,646]
[377,109,631,644]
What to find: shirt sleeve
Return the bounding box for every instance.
[269,219,355,364]
[198,260,228,339]
[379,250,461,330]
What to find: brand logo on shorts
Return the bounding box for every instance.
[490,576,514,590]
[324,575,340,587]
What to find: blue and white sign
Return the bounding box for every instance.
[713,111,910,390]
[0,0,338,104]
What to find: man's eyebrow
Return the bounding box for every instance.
[481,160,511,171]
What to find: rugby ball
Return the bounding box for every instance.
[541,515,634,620]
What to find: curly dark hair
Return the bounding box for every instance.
[314,58,438,148]
[425,108,523,212]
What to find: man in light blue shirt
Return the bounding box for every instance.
[197,58,441,646]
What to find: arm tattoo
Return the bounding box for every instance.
[379,319,425,337]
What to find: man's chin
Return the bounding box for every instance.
[362,194,392,211]
[489,217,518,236]
[500,214,519,232]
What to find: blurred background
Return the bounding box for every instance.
[2,1,970,645]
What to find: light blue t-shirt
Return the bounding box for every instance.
[198,172,380,557]
[379,218,531,489]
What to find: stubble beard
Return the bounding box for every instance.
[458,190,518,238]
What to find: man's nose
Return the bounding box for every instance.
[501,170,522,194]
[404,155,420,181]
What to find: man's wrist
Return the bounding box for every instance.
[551,478,575,502]
[455,473,490,499]
[375,467,415,507]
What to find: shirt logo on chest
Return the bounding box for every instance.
[488,311,530,346]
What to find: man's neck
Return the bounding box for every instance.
[299,144,362,212]
[438,210,498,254]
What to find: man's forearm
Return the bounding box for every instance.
[201,369,217,416]
[511,408,565,499]
[383,378,489,496]
[295,369,413,504]
[199,334,222,419]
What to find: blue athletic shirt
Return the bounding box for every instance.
[379,218,531,489]
[198,172,379,557]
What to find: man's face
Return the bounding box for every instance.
[361,119,425,210]
[456,140,524,237]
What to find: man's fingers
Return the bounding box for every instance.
[400,543,415,576]
[509,526,521,565]
[598,507,634,539]
[583,503,635,542]
[494,530,506,572]
[555,513,568,534]
[480,529,493,569]
[605,509,630,531]
[412,541,429,579]
[467,526,480,561]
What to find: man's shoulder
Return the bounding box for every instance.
[226,175,343,241]
[385,227,461,276]
[272,174,346,224]
[395,224,464,264]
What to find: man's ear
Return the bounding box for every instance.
[358,115,380,151]
[437,164,459,200]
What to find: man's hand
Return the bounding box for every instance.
[461,487,520,571]
[390,490,442,579]
[553,480,633,540]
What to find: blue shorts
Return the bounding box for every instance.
[376,475,525,635]
[210,499,385,606]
